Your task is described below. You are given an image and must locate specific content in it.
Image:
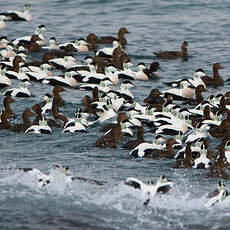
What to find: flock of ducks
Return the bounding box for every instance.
[1,3,230,208]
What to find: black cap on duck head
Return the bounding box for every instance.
[137,62,146,67]
[195,68,205,73]
[44,93,52,98]
[150,62,160,72]
[182,41,188,47]
[38,25,46,29]
[122,80,133,85]
[0,36,8,40]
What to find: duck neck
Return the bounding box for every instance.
[137,128,144,142]
[195,89,203,104]
[184,144,192,162]
[213,67,222,80]
[204,108,212,120]
[4,101,13,115]
[13,59,20,72]
[182,47,188,58]
[1,113,11,128]
[22,113,32,126]
[118,34,126,47]
[166,143,174,156]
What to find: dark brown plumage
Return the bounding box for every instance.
[122,126,145,150]
[154,41,188,59]
[201,63,224,86]
[144,138,177,159]
[11,109,34,133]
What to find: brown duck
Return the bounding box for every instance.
[122,126,145,150]
[172,142,193,168]
[143,88,164,105]
[32,104,42,125]
[94,27,130,47]
[52,85,65,107]
[51,101,68,125]
[201,63,224,86]
[11,109,34,133]
[5,55,24,72]
[154,41,188,60]
[99,112,128,133]
[144,138,177,159]
[42,44,75,62]
[3,96,15,118]
[95,113,127,148]
[0,110,12,130]
[19,34,42,52]
[205,152,228,179]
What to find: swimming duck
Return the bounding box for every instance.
[154,41,188,60]
[3,56,24,73]
[31,104,42,125]
[124,175,174,197]
[201,63,224,86]
[3,80,31,97]
[12,25,47,46]
[204,181,228,208]
[0,110,11,130]
[18,34,42,52]
[11,109,34,133]
[163,81,195,101]
[136,62,160,80]
[172,143,193,168]
[26,64,52,82]
[144,138,177,159]
[51,101,68,126]
[43,71,77,88]
[94,112,126,148]
[205,152,228,179]
[99,112,128,133]
[42,44,75,63]
[3,96,15,119]
[43,37,60,50]
[129,135,166,158]
[96,40,120,58]
[122,126,145,149]
[49,55,77,70]
[34,164,104,187]
[25,117,52,134]
[5,67,29,81]
[62,111,87,133]
[0,3,32,21]
[52,85,65,107]
[115,61,136,80]
[143,88,164,105]
[96,27,130,47]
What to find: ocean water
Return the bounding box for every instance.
[0,0,230,229]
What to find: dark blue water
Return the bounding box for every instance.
[1,0,230,229]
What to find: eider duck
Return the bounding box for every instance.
[11,109,34,133]
[154,41,188,60]
[0,3,32,21]
[205,181,228,208]
[201,63,224,86]
[3,80,31,97]
[124,175,174,197]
